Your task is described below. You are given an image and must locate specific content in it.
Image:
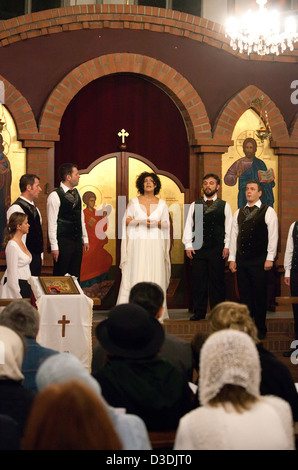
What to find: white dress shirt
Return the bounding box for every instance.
[182,195,233,250]
[228,199,278,262]
[284,222,295,278]
[47,182,88,251]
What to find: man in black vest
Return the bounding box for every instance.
[7,174,43,276]
[183,173,232,321]
[229,180,278,340]
[283,222,298,357]
[47,163,89,280]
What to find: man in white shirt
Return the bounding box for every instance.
[182,174,232,321]
[283,221,298,357]
[47,163,89,280]
[229,180,278,340]
[7,174,43,276]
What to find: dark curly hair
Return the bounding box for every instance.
[135,172,161,195]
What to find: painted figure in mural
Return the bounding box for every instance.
[224,137,275,208]
[0,133,11,246]
[80,191,113,288]
[117,172,171,322]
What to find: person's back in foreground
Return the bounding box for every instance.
[174,329,295,450]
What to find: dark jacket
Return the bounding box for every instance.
[0,380,35,436]
[93,356,194,431]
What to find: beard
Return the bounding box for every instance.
[203,188,218,198]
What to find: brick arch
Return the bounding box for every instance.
[39,53,211,144]
[0,75,38,138]
[0,5,296,63]
[213,85,289,142]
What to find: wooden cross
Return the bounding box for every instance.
[58,315,70,337]
[118,128,129,144]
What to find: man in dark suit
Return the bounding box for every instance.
[47,163,89,280]
[283,221,298,357]
[7,174,43,276]
[229,180,278,340]
[182,173,232,321]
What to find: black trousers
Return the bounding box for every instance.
[191,245,226,318]
[29,251,42,276]
[236,261,268,335]
[290,270,298,340]
[53,237,83,280]
[19,279,31,298]
[3,278,31,298]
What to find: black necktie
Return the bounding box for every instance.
[32,205,38,219]
[248,205,255,212]
[206,200,213,207]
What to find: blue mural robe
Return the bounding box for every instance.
[238,157,275,208]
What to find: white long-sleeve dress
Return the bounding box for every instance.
[117,197,171,321]
[174,396,295,450]
[0,240,32,298]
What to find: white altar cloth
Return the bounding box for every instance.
[29,276,93,370]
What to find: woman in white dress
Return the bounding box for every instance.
[117,172,171,321]
[1,212,32,298]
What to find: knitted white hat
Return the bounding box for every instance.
[199,329,261,406]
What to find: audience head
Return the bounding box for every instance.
[129,282,164,319]
[199,329,261,413]
[22,380,122,450]
[0,300,40,339]
[191,331,209,372]
[3,212,27,246]
[36,352,101,398]
[95,303,165,359]
[0,326,24,381]
[208,301,259,343]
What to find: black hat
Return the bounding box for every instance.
[95,303,165,359]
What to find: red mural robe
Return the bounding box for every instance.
[80,208,112,283]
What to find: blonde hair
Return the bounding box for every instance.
[3,213,27,246]
[208,301,259,344]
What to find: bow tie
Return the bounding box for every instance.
[206,200,213,207]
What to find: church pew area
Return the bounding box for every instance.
[92,304,298,383]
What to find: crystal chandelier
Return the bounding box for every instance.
[226,0,298,56]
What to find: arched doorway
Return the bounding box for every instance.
[53,72,192,307]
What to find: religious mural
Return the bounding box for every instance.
[222,109,278,215]
[0,104,26,250]
[77,157,116,302]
